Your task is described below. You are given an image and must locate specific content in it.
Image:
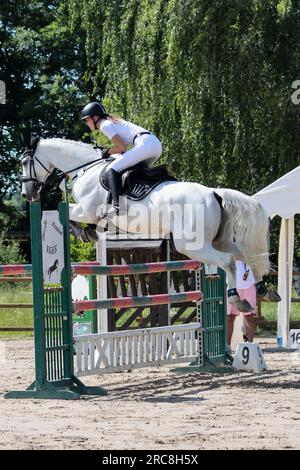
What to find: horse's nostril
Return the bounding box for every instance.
[21,193,26,198]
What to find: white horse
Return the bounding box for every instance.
[21,137,280,312]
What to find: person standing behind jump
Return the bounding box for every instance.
[227,260,257,346]
[81,102,162,217]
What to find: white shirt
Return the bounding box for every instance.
[236,260,255,289]
[99,118,149,146]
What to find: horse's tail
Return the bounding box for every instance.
[214,188,270,278]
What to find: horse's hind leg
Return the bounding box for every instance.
[174,242,253,313]
[215,242,281,303]
[249,265,281,302]
[214,234,281,303]
[213,239,244,260]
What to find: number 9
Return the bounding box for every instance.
[242,346,249,365]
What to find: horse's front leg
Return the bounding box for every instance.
[68,202,101,242]
[69,221,98,243]
[69,220,84,240]
[68,202,99,224]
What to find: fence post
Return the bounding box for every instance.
[5,202,107,399]
[29,202,47,390]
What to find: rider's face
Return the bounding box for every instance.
[84,116,99,131]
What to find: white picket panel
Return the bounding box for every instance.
[74,322,202,375]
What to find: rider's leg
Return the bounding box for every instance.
[106,168,122,211]
[107,134,162,173]
[104,135,162,217]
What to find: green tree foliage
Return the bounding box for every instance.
[70,0,300,192]
[0,196,26,231]
[0,0,89,207]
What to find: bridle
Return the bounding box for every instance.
[21,141,53,190]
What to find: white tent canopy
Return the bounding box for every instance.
[253,165,300,347]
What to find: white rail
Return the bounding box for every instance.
[74,322,203,375]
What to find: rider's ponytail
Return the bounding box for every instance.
[106,114,122,123]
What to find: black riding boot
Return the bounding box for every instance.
[106,168,122,215]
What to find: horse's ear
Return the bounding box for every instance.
[20,129,31,150]
[30,135,40,152]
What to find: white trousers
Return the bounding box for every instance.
[106,134,162,173]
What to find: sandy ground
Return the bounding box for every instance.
[0,337,300,450]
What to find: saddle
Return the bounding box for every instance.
[99,158,177,201]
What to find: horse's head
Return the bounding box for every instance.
[21,135,54,201]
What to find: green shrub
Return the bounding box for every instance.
[70,233,96,262]
[0,238,26,264]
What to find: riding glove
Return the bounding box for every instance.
[101,148,110,159]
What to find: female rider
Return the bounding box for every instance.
[81,102,162,216]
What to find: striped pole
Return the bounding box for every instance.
[0,262,99,276]
[0,259,200,277]
[0,264,33,275]
[72,259,200,276]
[74,290,202,312]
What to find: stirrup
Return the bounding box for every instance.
[107,204,119,216]
[101,204,119,220]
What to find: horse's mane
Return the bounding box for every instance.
[41,138,102,161]
[45,137,96,151]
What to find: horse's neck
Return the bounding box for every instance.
[39,139,101,174]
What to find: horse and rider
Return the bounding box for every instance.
[20,103,281,314]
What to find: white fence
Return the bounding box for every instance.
[74,322,203,375]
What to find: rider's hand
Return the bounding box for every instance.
[102,148,110,159]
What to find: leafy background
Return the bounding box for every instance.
[1,0,300,263]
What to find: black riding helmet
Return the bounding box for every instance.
[81,102,107,121]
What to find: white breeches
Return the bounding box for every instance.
[106,134,163,173]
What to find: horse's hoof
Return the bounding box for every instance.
[237,299,253,313]
[84,227,98,242]
[229,295,253,313]
[258,289,281,302]
[270,290,281,302]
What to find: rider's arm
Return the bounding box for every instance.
[107,134,127,155]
